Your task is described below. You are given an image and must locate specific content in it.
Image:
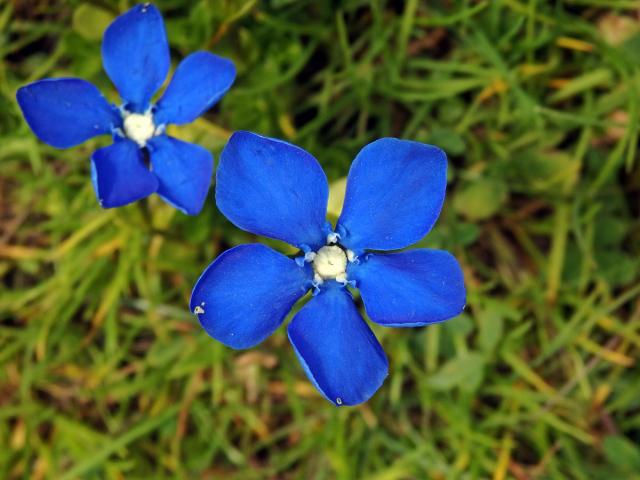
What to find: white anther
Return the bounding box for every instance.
[312,245,347,281]
[346,249,356,262]
[123,111,156,147]
[304,251,316,262]
[326,232,340,244]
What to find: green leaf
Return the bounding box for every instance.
[450,222,480,247]
[594,217,628,247]
[453,178,507,221]
[621,32,640,64]
[603,436,640,472]
[507,150,579,194]
[596,251,638,288]
[548,68,612,103]
[72,4,114,41]
[444,313,474,337]
[428,127,466,156]
[477,303,504,354]
[428,352,485,392]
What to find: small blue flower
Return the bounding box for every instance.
[191,131,466,406]
[16,3,236,215]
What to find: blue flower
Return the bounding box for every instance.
[191,131,466,406]
[16,4,236,215]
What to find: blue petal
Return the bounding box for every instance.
[147,135,213,215]
[90,139,158,208]
[348,249,465,327]
[191,244,312,349]
[287,285,388,406]
[216,131,329,250]
[336,138,447,252]
[102,4,169,111]
[154,51,236,125]
[16,78,119,148]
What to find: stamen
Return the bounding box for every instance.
[326,232,340,244]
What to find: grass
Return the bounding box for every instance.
[1,0,640,478]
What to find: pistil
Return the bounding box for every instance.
[122,111,157,147]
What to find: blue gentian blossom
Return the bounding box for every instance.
[16,4,236,214]
[191,131,466,406]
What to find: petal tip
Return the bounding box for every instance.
[15,78,116,149]
[337,137,449,251]
[216,131,328,249]
[102,2,169,110]
[90,140,158,208]
[192,244,309,350]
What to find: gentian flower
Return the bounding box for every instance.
[191,131,466,406]
[16,3,236,214]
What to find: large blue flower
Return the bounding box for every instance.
[16,4,236,215]
[191,131,466,406]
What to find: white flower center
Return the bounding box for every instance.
[312,245,347,282]
[123,112,156,147]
